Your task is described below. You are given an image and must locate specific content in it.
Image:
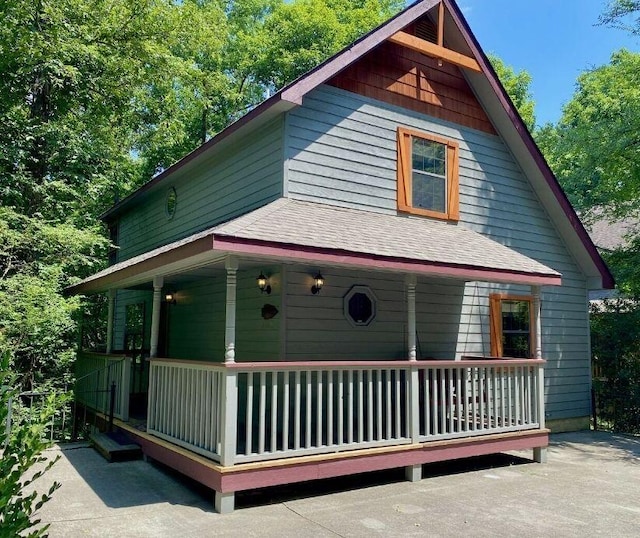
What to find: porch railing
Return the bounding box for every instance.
[75,352,132,421]
[147,358,545,466]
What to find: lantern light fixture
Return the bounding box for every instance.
[165,291,177,304]
[257,272,271,294]
[311,272,324,295]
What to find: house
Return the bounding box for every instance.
[587,212,636,302]
[68,0,613,513]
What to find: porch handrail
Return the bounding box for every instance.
[146,357,546,466]
[75,354,127,384]
[75,351,132,422]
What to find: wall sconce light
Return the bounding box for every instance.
[165,291,177,305]
[257,272,271,294]
[311,272,324,295]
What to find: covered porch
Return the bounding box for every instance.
[70,200,560,513]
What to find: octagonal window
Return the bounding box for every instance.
[344,286,377,327]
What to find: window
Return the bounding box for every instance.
[165,186,177,220]
[344,286,377,327]
[489,294,533,358]
[397,127,459,221]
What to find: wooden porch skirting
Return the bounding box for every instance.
[117,419,548,495]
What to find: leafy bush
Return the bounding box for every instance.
[0,344,61,538]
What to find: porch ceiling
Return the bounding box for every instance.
[67,199,561,295]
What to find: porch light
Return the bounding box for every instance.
[257,272,271,294]
[165,291,176,304]
[311,272,324,295]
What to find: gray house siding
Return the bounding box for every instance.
[284,84,590,421]
[115,118,284,262]
[112,267,281,362]
[166,268,281,362]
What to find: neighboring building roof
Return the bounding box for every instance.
[588,216,638,252]
[68,199,561,295]
[97,0,613,289]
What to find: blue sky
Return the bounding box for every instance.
[458,0,639,126]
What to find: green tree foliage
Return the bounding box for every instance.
[591,301,640,433]
[0,0,403,392]
[536,50,640,218]
[0,343,61,537]
[599,0,640,35]
[251,0,403,90]
[488,54,536,132]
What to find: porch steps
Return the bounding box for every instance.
[90,430,142,462]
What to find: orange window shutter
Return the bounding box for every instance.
[447,144,459,221]
[489,295,503,357]
[397,130,411,209]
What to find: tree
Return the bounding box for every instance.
[0,0,405,393]
[536,50,640,218]
[599,0,640,35]
[488,54,536,132]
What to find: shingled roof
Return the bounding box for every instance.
[69,199,561,294]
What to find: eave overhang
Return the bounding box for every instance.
[68,200,561,295]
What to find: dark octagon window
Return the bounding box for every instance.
[344,286,376,326]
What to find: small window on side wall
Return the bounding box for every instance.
[397,127,459,221]
[489,294,533,358]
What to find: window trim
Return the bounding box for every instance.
[489,293,534,358]
[343,285,377,327]
[397,126,460,221]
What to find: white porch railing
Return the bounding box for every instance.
[146,358,545,465]
[75,352,132,421]
[146,359,226,460]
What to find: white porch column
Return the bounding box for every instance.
[531,285,547,462]
[106,289,115,354]
[150,276,164,358]
[405,275,421,481]
[224,257,238,364]
[532,286,542,360]
[406,275,417,361]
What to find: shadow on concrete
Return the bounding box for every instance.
[59,445,210,511]
[550,430,640,464]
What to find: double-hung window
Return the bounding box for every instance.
[489,294,533,358]
[397,127,459,221]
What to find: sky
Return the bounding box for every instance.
[458,0,639,126]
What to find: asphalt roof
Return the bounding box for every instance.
[69,199,561,294]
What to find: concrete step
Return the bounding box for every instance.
[90,430,142,462]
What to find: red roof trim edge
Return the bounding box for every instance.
[441,0,614,289]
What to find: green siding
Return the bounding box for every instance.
[115,118,284,262]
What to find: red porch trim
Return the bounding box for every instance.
[221,430,548,492]
[212,235,562,286]
[119,420,548,497]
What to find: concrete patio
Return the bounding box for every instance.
[35,431,640,537]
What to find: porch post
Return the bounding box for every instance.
[531,285,547,463]
[224,256,238,364]
[106,289,115,354]
[532,286,542,360]
[150,276,163,358]
[405,275,421,481]
[406,275,417,361]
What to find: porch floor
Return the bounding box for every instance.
[116,419,547,497]
[35,430,640,537]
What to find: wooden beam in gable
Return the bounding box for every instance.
[388,31,481,73]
